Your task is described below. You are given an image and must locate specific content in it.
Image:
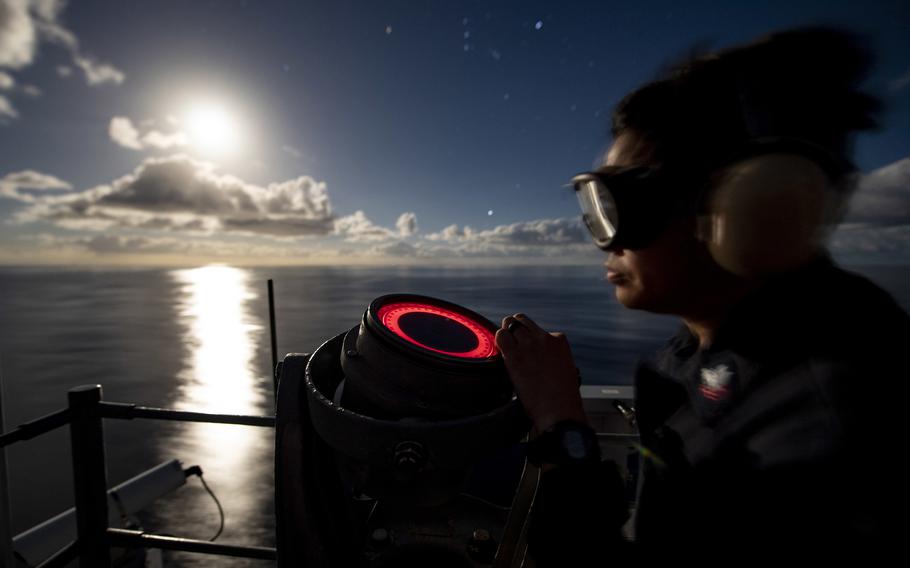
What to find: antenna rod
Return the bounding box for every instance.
[268,279,278,397]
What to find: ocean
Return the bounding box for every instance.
[1,262,908,566]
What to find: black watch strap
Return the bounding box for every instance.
[527,420,601,467]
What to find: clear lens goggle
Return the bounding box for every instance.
[571,172,620,250]
[571,166,676,251]
[571,139,845,253]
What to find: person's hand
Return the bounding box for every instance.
[495,313,587,432]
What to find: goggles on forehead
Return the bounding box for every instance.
[571,166,684,251]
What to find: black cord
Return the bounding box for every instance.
[184,465,225,541]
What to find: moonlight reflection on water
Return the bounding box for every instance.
[159,265,274,566]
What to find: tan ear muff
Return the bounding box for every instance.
[696,154,831,277]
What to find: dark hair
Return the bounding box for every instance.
[611,27,882,187]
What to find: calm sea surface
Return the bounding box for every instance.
[1,263,908,566]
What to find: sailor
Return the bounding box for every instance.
[495,27,909,563]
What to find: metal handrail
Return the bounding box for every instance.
[0,384,278,566]
[0,408,71,449]
[0,400,278,451]
[98,402,276,427]
[0,404,275,451]
[108,528,277,560]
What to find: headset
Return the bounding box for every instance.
[572,68,855,277]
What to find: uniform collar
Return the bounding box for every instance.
[667,254,836,361]
[709,253,835,356]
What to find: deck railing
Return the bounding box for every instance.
[0,383,277,568]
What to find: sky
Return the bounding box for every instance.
[0,0,909,266]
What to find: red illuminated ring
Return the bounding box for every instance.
[376,302,499,359]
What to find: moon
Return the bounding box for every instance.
[183,102,242,156]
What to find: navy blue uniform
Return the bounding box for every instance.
[531,256,909,563]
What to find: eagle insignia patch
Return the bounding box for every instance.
[699,364,733,402]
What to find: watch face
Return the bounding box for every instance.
[563,430,589,460]
[527,422,600,466]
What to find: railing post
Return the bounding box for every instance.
[68,384,111,568]
[268,278,279,399]
[0,364,17,568]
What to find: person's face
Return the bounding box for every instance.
[601,132,712,314]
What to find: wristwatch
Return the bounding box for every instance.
[526,420,601,467]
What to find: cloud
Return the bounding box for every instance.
[108,116,189,151]
[844,158,910,226]
[56,64,71,76]
[221,215,335,237]
[368,240,420,257]
[71,54,124,85]
[11,155,907,264]
[361,220,595,260]
[32,5,125,86]
[334,210,397,242]
[9,210,603,264]
[0,0,37,69]
[79,234,162,254]
[0,67,39,105]
[70,234,275,257]
[830,224,910,260]
[5,156,435,262]
[0,168,71,201]
[426,217,586,246]
[827,157,910,259]
[21,232,318,261]
[0,94,16,119]
[138,128,188,150]
[396,211,418,236]
[2,169,71,188]
[13,155,335,237]
[108,116,141,149]
[30,0,65,21]
[0,0,124,90]
[418,217,593,258]
[426,223,474,242]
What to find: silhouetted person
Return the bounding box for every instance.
[496,27,909,564]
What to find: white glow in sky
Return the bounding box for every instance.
[182,102,243,157]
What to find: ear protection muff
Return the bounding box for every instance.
[695,151,834,277]
[689,63,851,278]
[574,69,854,272]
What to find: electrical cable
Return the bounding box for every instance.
[184,465,225,541]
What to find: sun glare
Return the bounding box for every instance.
[183,102,242,156]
